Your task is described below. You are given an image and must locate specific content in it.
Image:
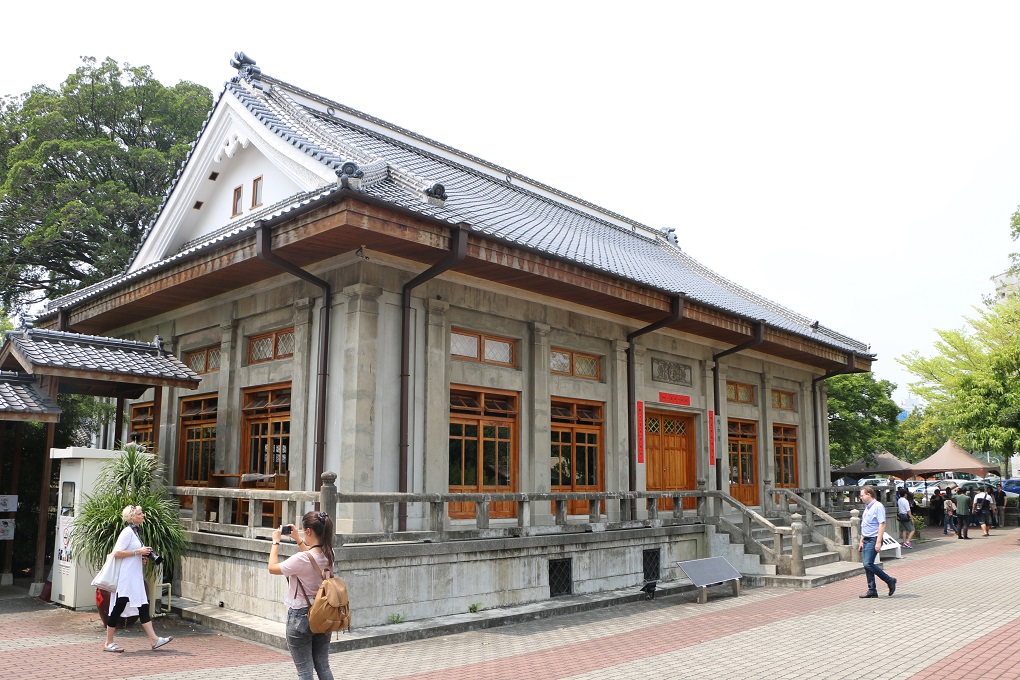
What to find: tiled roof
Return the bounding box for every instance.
[0,371,61,421]
[46,64,872,358]
[4,329,200,386]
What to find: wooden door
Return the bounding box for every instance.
[727,420,759,506]
[645,411,697,510]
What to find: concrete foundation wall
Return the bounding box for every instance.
[179,526,707,627]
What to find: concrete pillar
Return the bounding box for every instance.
[422,298,450,497]
[528,322,552,525]
[608,340,630,519]
[216,314,239,475]
[717,366,730,498]
[760,372,775,508]
[799,380,812,491]
[339,283,382,533]
[290,297,315,489]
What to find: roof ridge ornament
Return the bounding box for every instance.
[336,161,364,190]
[229,51,262,83]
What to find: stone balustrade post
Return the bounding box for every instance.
[850,509,862,563]
[763,478,774,516]
[380,502,394,536]
[319,471,338,516]
[789,513,805,576]
[697,478,708,518]
[647,497,659,523]
[476,500,490,529]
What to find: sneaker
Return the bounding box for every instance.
[152,636,173,650]
[859,591,878,599]
[888,578,897,596]
[903,542,912,548]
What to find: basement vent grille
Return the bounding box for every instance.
[549,558,572,598]
[643,548,661,582]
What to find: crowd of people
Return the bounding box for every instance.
[924,483,1007,539]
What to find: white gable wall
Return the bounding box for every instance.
[128,95,336,273]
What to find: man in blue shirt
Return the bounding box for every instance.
[858,485,897,598]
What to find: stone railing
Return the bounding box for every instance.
[711,493,803,575]
[773,488,862,562]
[168,473,810,575]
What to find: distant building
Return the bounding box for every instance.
[992,270,1020,300]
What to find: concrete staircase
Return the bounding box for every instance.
[712,510,865,588]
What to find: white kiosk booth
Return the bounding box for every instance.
[50,446,120,610]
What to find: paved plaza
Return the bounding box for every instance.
[2,525,1019,679]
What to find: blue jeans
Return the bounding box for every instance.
[862,537,893,593]
[943,514,955,534]
[286,607,334,680]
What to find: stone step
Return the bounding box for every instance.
[803,550,841,569]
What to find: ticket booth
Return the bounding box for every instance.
[50,447,120,610]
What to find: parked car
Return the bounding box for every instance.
[1000,479,1020,497]
[858,477,893,488]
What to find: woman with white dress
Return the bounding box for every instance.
[103,505,173,652]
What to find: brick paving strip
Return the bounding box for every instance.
[1,529,1017,680]
[360,532,1020,680]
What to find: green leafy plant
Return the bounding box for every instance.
[70,442,187,575]
[387,613,405,625]
[468,602,483,613]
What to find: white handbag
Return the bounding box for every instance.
[91,553,121,592]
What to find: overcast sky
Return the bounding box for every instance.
[4,1,1018,405]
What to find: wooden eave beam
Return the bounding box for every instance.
[52,196,868,372]
[0,412,60,423]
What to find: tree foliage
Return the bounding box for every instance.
[826,373,902,468]
[0,57,212,313]
[898,296,1020,459]
[897,403,959,462]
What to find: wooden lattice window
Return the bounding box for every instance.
[129,402,154,448]
[184,346,221,374]
[448,386,518,519]
[248,327,295,364]
[550,399,604,511]
[241,384,291,478]
[726,381,756,405]
[774,425,798,488]
[550,348,601,380]
[771,389,796,411]
[450,329,516,367]
[178,395,217,486]
[251,176,263,208]
[232,185,243,217]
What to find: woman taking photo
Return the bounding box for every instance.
[268,511,336,680]
[103,505,173,652]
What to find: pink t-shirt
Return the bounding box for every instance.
[280,550,331,609]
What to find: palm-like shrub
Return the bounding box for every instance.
[71,442,187,574]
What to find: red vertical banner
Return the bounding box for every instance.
[708,410,716,466]
[636,401,645,463]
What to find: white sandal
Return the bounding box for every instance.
[152,636,173,650]
[104,643,124,653]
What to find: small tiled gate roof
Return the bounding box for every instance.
[0,371,61,422]
[0,329,200,403]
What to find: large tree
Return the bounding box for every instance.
[897,402,959,462]
[898,296,1020,460]
[826,372,902,468]
[0,57,212,313]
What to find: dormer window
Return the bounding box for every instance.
[232,186,243,217]
[251,176,263,208]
